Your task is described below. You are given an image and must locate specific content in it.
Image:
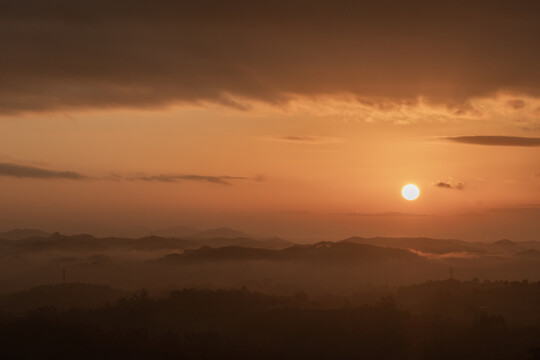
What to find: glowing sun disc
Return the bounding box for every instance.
[402,184,420,201]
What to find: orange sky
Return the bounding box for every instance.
[1,95,538,241]
[0,1,539,241]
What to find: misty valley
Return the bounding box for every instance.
[1,229,539,359]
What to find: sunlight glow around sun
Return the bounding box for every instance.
[402,184,420,201]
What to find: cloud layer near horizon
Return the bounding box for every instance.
[0,163,86,180]
[2,0,540,114]
[445,136,540,147]
[125,174,249,185]
[0,162,249,185]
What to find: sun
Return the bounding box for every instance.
[402,184,420,201]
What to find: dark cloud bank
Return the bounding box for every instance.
[1,0,540,114]
[446,136,540,147]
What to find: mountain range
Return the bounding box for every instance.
[0,228,50,240]
[1,228,538,256]
[1,229,539,293]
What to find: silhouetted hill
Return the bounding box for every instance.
[192,236,295,250]
[259,237,296,249]
[0,228,50,240]
[129,236,199,250]
[281,241,421,262]
[517,241,540,251]
[344,236,482,253]
[151,226,295,249]
[158,241,421,264]
[1,233,291,255]
[344,236,540,255]
[492,239,522,252]
[11,233,109,253]
[183,246,276,261]
[513,249,540,258]
[2,234,200,254]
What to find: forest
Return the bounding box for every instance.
[1,280,539,360]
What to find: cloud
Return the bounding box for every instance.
[269,135,343,144]
[506,99,527,110]
[340,211,432,217]
[0,163,87,180]
[1,0,540,114]
[445,136,540,147]
[126,174,249,185]
[279,210,432,217]
[433,179,464,190]
[0,162,252,185]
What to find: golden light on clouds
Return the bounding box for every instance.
[0,1,538,241]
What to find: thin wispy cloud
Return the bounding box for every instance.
[277,210,432,217]
[0,162,252,186]
[339,212,432,217]
[0,163,87,180]
[268,135,344,144]
[445,136,540,147]
[127,174,249,185]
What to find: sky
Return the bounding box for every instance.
[0,0,539,241]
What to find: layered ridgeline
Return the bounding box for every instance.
[0,227,295,253]
[0,229,539,293]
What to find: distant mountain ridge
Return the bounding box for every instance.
[1,228,538,257]
[2,232,540,294]
[160,240,422,264]
[154,226,295,249]
[344,237,540,255]
[0,228,50,240]
[0,230,294,254]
